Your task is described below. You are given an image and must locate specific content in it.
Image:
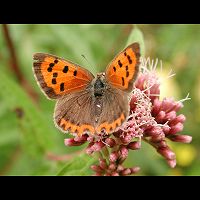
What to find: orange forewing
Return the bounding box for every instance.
[33,53,94,99]
[106,43,140,92]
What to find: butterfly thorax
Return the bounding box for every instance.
[93,72,107,97]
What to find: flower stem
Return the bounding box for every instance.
[99,146,110,164]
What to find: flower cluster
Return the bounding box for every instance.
[64,57,192,176]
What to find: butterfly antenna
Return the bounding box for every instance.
[81,54,97,74]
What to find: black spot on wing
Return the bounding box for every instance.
[53,72,58,77]
[54,59,59,64]
[52,78,57,84]
[60,83,65,91]
[118,60,123,67]
[122,77,125,86]
[73,70,77,76]
[63,66,69,73]
[127,55,132,64]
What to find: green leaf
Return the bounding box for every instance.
[57,154,96,176]
[0,72,56,157]
[126,25,145,57]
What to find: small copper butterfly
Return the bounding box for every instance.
[33,43,140,136]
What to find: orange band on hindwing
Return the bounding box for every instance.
[59,118,95,136]
[96,113,125,134]
[58,113,125,136]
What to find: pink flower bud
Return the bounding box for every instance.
[165,111,177,121]
[92,141,105,152]
[121,168,132,176]
[99,158,108,169]
[85,142,95,154]
[128,141,141,150]
[87,136,94,143]
[162,125,170,134]
[175,114,186,123]
[64,138,83,146]
[105,138,116,147]
[120,134,133,144]
[147,127,163,139]
[130,166,140,174]
[150,133,165,142]
[109,151,119,162]
[108,163,116,171]
[119,146,129,158]
[155,111,166,123]
[152,98,162,116]
[157,147,176,160]
[169,123,183,134]
[90,165,103,173]
[173,102,183,112]
[111,172,119,176]
[169,114,186,127]
[161,98,174,112]
[149,84,160,101]
[74,134,88,142]
[118,146,129,164]
[168,135,192,143]
[167,159,176,168]
[134,74,146,90]
[156,140,167,148]
[117,165,124,172]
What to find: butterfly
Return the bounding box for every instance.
[33,43,140,136]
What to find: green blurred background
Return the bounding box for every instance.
[0,24,199,175]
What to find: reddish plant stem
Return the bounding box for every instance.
[46,150,83,162]
[0,146,21,175]
[2,24,38,102]
[2,24,24,81]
